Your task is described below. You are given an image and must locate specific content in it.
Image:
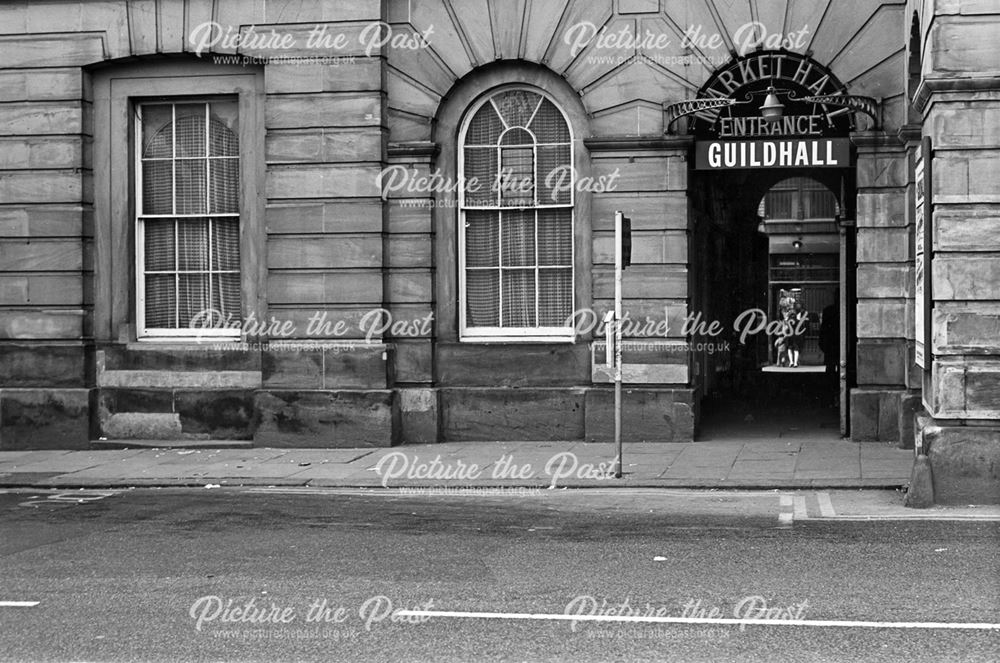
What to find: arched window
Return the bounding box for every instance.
[136,100,241,336]
[759,177,839,221]
[458,88,574,340]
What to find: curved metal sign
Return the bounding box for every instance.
[664,51,879,136]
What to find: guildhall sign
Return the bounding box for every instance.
[663,52,878,170]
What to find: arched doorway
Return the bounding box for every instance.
[672,51,863,441]
[689,168,852,441]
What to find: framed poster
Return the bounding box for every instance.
[914,137,932,369]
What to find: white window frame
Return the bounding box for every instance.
[134,99,242,340]
[457,87,575,343]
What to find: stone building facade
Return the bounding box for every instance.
[0,0,996,503]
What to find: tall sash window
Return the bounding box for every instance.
[459,89,574,341]
[136,100,241,337]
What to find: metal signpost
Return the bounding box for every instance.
[612,211,630,478]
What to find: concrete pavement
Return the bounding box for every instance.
[0,439,914,489]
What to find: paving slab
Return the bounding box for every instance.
[288,463,381,481]
[0,450,73,467]
[256,450,374,465]
[175,464,307,479]
[739,442,802,455]
[0,450,41,461]
[618,444,690,456]
[4,451,147,474]
[794,470,863,480]
[860,447,912,460]
[0,472,64,486]
[731,457,798,474]
[862,466,913,479]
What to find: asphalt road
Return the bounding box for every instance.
[1,488,998,662]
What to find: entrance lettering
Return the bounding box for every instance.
[719,115,821,138]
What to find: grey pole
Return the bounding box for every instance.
[614,211,623,479]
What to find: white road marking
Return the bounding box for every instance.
[777,494,795,526]
[18,490,118,508]
[795,495,809,520]
[396,609,1000,630]
[0,601,39,607]
[793,495,808,520]
[807,514,1000,522]
[245,487,788,498]
[817,492,836,518]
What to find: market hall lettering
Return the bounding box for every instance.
[701,52,841,101]
[694,139,850,170]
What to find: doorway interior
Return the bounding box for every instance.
[689,169,854,441]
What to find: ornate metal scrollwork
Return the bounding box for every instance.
[663,98,738,129]
[797,94,880,124]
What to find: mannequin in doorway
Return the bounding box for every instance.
[787,302,808,368]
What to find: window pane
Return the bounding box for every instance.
[805,188,837,218]
[141,105,174,159]
[178,273,211,327]
[145,274,176,328]
[209,100,239,156]
[209,157,239,213]
[212,218,241,271]
[538,268,573,326]
[537,144,572,205]
[500,127,533,146]
[537,208,572,265]
[173,105,207,158]
[142,160,173,214]
[765,189,794,219]
[528,98,571,143]
[465,102,504,146]
[144,220,175,271]
[213,273,241,318]
[492,90,540,128]
[465,211,499,267]
[466,269,499,327]
[501,210,534,267]
[500,146,534,206]
[502,270,536,327]
[463,147,497,207]
[175,159,207,214]
[177,219,209,271]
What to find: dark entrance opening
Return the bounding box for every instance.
[689,168,854,441]
[669,50,870,442]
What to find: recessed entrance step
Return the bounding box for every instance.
[91,439,253,450]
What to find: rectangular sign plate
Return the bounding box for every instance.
[694,138,851,170]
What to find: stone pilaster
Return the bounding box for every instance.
[850,131,911,443]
